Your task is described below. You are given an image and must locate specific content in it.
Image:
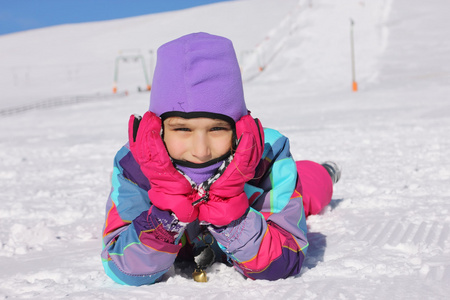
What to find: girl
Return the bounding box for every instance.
[101,32,340,286]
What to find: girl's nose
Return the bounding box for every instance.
[192,133,211,161]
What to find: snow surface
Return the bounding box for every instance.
[1,0,449,298]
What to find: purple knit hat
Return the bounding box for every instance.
[149,32,248,123]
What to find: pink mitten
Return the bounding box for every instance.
[128,111,199,222]
[197,115,264,226]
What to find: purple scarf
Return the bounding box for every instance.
[176,160,223,186]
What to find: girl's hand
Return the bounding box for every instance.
[128,112,199,223]
[197,115,264,226]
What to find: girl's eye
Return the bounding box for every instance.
[211,127,228,132]
[174,127,191,132]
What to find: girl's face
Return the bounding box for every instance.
[163,117,233,165]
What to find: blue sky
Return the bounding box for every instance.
[0,0,232,36]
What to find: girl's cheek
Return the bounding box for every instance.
[164,138,184,158]
[215,136,233,154]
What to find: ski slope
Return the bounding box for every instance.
[1,0,449,298]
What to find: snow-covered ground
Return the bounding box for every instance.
[1,0,449,298]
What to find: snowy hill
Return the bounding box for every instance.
[0,0,298,108]
[1,0,449,299]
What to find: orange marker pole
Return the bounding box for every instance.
[350,19,358,92]
[113,56,120,93]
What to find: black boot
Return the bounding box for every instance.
[321,161,341,185]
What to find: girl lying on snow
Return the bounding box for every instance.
[101,32,341,285]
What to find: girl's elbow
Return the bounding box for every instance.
[102,259,163,286]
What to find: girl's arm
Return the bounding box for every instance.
[209,129,308,280]
[101,146,183,286]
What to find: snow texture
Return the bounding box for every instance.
[0,0,449,298]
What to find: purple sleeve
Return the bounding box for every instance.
[208,129,308,280]
[101,146,186,286]
[209,203,307,280]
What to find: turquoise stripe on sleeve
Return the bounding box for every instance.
[110,146,130,206]
[102,260,127,285]
[110,166,122,206]
[262,128,284,156]
[270,158,297,213]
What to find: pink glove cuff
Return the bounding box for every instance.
[149,189,200,223]
[197,192,249,226]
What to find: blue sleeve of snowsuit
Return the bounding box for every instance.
[101,145,182,286]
